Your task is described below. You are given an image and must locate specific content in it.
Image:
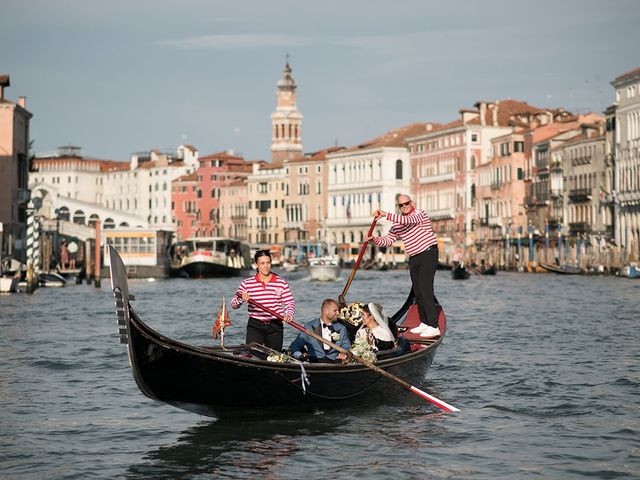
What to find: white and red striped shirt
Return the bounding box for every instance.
[231,273,296,322]
[371,209,438,257]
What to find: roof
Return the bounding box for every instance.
[173,172,198,182]
[342,122,437,152]
[466,99,545,127]
[33,155,129,172]
[612,66,640,85]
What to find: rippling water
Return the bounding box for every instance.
[1,268,639,479]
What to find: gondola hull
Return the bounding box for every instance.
[110,246,444,417]
[452,265,471,280]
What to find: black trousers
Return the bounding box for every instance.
[408,246,438,328]
[246,317,284,351]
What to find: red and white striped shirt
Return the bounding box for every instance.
[231,273,296,322]
[371,209,438,257]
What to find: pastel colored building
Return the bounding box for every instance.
[0,75,32,260]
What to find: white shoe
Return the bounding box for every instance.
[410,323,428,334]
[420,326,441,338]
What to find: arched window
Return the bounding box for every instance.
[395,159,403,179]
[73,210,85,225]
[88,214,100,227]
[119,222,129,227]
[104,218,116,229]
[57,206,70,221]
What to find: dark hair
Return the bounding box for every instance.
[254,249,271,263]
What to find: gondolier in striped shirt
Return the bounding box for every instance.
[367,194,441,338]
[231,249,296,350]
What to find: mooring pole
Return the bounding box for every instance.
[94,220,101,288]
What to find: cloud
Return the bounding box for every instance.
[159,33,307,49]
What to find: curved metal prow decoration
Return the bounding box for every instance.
[108,246,135,345]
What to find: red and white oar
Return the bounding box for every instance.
[246,297,460,413]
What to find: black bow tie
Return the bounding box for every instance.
[322,323,331,329]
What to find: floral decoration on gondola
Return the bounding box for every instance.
[349,333,377,363]
[339,301,364,327]
[267,352,293,363]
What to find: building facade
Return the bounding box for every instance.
[0,75,33,261]
[611,67,640,260]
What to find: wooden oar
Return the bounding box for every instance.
[246,297,460,413]
[338,217,378,307]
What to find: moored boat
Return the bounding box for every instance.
[108,245,448,416]
[172,237,251,278]
[308,256,341,281]
[539,263,582,275]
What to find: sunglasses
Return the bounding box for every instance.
[398,201,411,208]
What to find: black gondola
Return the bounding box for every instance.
[451,264,471,280]
[480,265,497,275]
[540,263,582,275]
[108,246,448,417]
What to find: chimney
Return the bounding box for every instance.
[478,102,487,126]
[0,74,10,100]
[492,105,498,126]
[426,123,433,132]
[18,96,26,108]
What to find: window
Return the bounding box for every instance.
[395,159,403,180]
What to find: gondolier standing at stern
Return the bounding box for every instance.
[231,249,296,350]
[366,194,440,338]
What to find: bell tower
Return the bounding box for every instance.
[270,58,303,163]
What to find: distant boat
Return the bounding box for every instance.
[539,263,582,275]
[17,271,67,289]
[172,237,251,278]
[621,264,639,279]
[479,265,497,275]
[452,264,471,280]
[308,256,341,281]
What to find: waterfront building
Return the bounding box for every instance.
[611,67,640,260]
[114,146,198,231]
[560,124,610,241]
[0,75,33,261]
[219,177,249,240]
[32,145,196,231]
[283,146,344,245]
[171,172,198,241]
[475,108,576,243]
[195,151,253,238]
[525,113,604,236]
[246,160,286,245]
[325,123,422,250]
[408,100,541,250]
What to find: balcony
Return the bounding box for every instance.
[490,181,503,190]
[569,222,590,235]
[419,172,455,184]
[568,188,592,203]
[524,194,549,207]
[571,156,591,166]
[429,208,455,220]
[284,220,304,230]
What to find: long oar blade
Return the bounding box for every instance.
[246,297,460,413]
[410,386,460,413]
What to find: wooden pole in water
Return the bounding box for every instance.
[84,240,92,284]
[94,220,101,288]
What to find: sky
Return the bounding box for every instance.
[2,0,639,162]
